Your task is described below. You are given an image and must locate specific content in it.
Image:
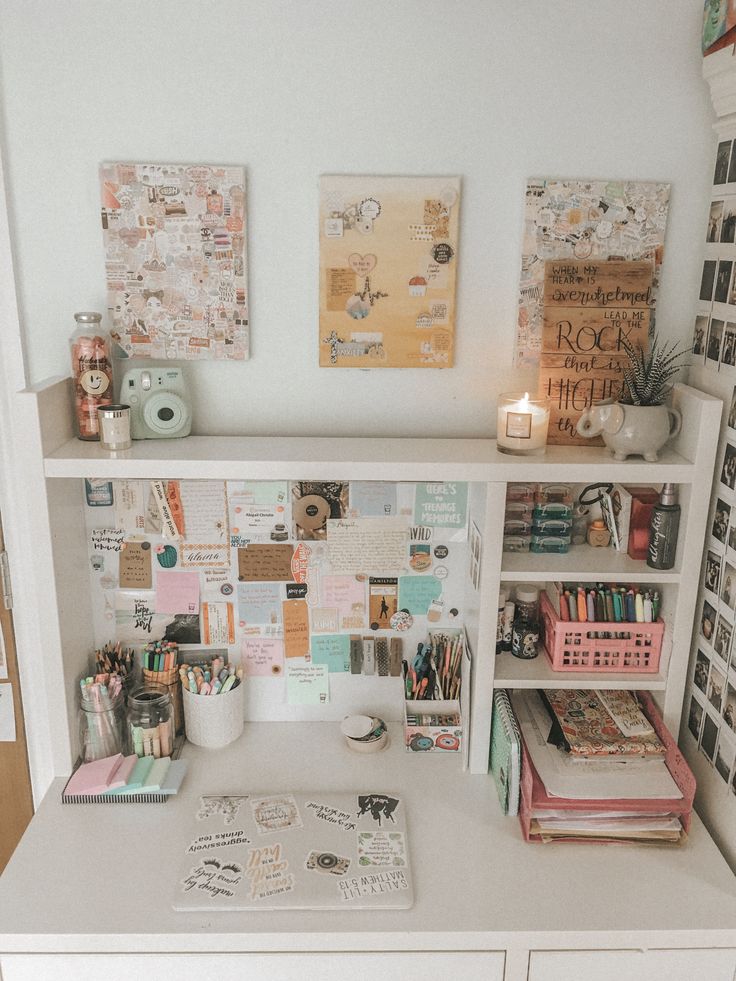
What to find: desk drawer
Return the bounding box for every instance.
[528,948,736,981]
[0,951,506,981]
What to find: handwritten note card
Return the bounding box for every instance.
[156,571,200,615]
[286,663,329,705]
[179,481,228,542]
[237,582,283,625]
[310,634,350,673]
[119,540,152,590]
[241,637,284,676]
[202,602,235,645]
[282,600,310,658]
[326,518,408,574]
[398,575,442,615]
[321,575,367,630]
[238,544,294,582]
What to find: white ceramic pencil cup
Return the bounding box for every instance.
[182,682,244,749]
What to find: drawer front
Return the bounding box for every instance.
[0,951,506,981]
[529,948,736,981]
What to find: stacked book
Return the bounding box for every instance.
[510,688,694,844]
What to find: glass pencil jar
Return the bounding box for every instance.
[126,683,174,759]
[78,689,126,763]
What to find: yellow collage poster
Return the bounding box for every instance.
[319,176,461,368]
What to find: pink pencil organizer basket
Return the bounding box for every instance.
[539,592,664,674]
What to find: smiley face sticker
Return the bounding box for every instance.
[78,370,110,396]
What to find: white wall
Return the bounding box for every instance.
[0,0,716,437]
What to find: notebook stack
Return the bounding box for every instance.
[511,688,695,844]
[61,752,188,804]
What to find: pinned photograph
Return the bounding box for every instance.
[705,549,722,594]
[723,679,736,732]
[688,695,704,741]
[723,199,736,244]
[708,662,726,711]
[729,386,736,431]
[713,498,730,543]
[695,649,710,694]
[708,199,724,242]
[715,732,735,783]
[715,140,732,185]
[714,614,733,663]
[702,599,717,643]
[700,712,719,763]
[721,442,736,491]
[707,318,724,363]
[723,323,736,368]
[722,561,736,610]
[701,259,717,301]
[692,314,708,358]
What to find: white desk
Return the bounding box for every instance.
[1,723,736,981]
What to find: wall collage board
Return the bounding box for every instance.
[83,476,474,713]
[687,135,736,799]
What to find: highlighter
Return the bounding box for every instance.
[577,588,587,622]
[635,592,645,623]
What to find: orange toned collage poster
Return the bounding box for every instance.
[319,176,461,368]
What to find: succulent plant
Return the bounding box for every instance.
[620,334,691,406]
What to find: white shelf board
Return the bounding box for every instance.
[501,545,681,583]
[493,651,667,690]
[0,722,734,953]
[43,434,697,481]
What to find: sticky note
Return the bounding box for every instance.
[398,575,442,615]
[156,570,200,615]
[310,635,350,673]
[286,663,329,705]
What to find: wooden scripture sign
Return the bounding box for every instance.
[539,260,653,445]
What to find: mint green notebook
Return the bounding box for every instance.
[490,689,521,816]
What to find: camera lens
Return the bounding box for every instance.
[157,407,175,422]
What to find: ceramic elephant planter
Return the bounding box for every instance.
[576,400,681,461]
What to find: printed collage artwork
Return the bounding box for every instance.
[84,477,473,705]
[100,162,249,361]
[319,176,460,368]
[686,137,736,796]
[516,178,670,366]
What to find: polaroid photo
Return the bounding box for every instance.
[714,613,733,664]
[722,560,736,611]
[688,693,705,742]
[722,676,736,733]
[715,261,733,304]
[708,318,725,364]
[715,140,732,185]
[705,548,723,595]
[713,498,730,544]
[702,598,717,645]
[715,729,736,783]
[720,442,736,492]
[728,506,736,555]
[714,614,734,667]
[722,198,736,243]
[722,323,736,369]
[708,199,724,242]
[701,259,717,302]
[708,661,727,712]
[729,387,736,432]
[694,648,710,695]
[700,710,719,764]
[692,314,708,359]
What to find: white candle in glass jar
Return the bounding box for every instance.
[497,392,550,455]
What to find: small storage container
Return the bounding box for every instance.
[539,592,664,673]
